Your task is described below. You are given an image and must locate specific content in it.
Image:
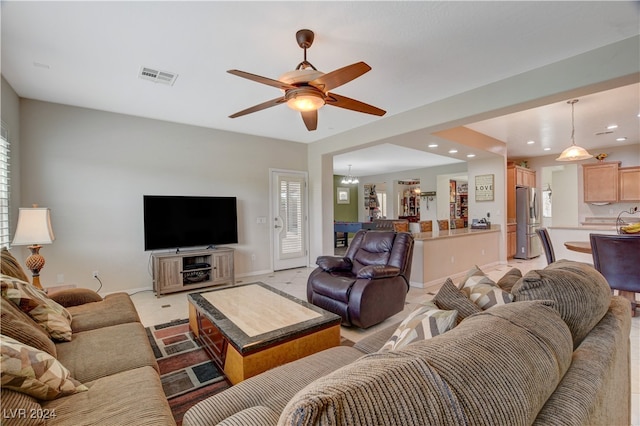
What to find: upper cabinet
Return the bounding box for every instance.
[515,166,536,187]
[619,166,640,201]
[507,163,536,222]
[582,161,640,203]
[583,162,620,203]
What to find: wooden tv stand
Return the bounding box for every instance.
[152,247,234,296]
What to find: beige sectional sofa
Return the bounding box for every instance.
[183,260,631,425]
[1,250,175,425]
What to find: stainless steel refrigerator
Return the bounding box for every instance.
[514,186,542,259]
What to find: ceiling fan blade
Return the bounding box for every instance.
[309,62,371,92]
[301,110,317,131]
[325,93,386,116]
[229,97,286,118]
[227,70,297,91]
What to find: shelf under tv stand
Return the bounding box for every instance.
[152,247,235,297]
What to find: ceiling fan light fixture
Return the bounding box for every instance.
[556,99,593,162]
[285,88,325,112]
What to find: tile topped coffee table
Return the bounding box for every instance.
[188,282,341,384]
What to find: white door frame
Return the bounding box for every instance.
[269,169,309,271]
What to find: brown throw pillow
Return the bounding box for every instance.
[433,278,482,323]
[49,288,103,308]
[497,267,522,293]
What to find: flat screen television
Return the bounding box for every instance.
[143,195,238,251]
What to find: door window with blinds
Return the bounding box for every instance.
[0,123,10,248]
[272,170,308,271]
[279,178,303,257]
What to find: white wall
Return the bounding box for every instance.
[17,100,307,293]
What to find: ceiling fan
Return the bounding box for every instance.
[227,29,386,131]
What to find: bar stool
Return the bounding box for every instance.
[437,220,449,231]
[419,221,433,232]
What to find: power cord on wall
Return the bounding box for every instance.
[94,275,103,293]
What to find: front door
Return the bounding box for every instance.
[271,170,308,271]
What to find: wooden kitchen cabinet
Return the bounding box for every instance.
[619,166,640,201]
[507,223,517,258]
[516,166,536,187]
[507,164,536,222]
[583,162,620,203]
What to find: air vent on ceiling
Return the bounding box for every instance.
[138,67,178,86]
[594,130,614,136]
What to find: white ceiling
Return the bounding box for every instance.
[2,1,639,177]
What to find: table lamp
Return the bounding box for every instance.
[12,206,55,289]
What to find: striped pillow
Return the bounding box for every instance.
[460,266,513,310]
[379,302,457,352]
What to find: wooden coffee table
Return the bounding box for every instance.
[187,282,341,384]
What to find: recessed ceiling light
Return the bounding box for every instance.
[448,149,458,154]
[616,137,627,141]
[466,153,476,158]
[607,124,618,130]
[527,140,535,145]
[543,147,551,151]
[428,143,438,148]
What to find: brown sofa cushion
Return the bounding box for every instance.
[49,288,103,308]
[1,248,30,283]
[511,260,611,348]
[42,366,175,425]
[1,388,45,425]
[55,322,158,383]
[1,296,56,357]
[280,301,573,426]
[66,292,140,333]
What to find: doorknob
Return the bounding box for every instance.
[275,225,282,229]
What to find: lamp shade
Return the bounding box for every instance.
[556,144,593,161]
[12,207,55,246]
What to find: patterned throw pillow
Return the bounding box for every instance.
[1,275,73,341]
[379,302,457,352]
[460,266,514,310]
[433,278,482,323]
[0,335,87,400]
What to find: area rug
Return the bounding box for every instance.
[146,319,230,424]
[146,318,355,424]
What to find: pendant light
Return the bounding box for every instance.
[556,99,593,161]
[341,165,359,184]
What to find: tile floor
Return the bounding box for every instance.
[131,256,639,424]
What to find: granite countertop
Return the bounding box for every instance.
[413,225,501,241]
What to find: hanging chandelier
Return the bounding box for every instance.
[341,165,359,184]
[556,99,593,161]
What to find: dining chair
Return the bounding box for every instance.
[536,228,555,264]
[590,233,640,317]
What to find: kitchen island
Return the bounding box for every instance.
[409,225,501,288]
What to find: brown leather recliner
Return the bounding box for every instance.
[307,230,414,328]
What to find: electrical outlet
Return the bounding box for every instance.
[92,271,99,278]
